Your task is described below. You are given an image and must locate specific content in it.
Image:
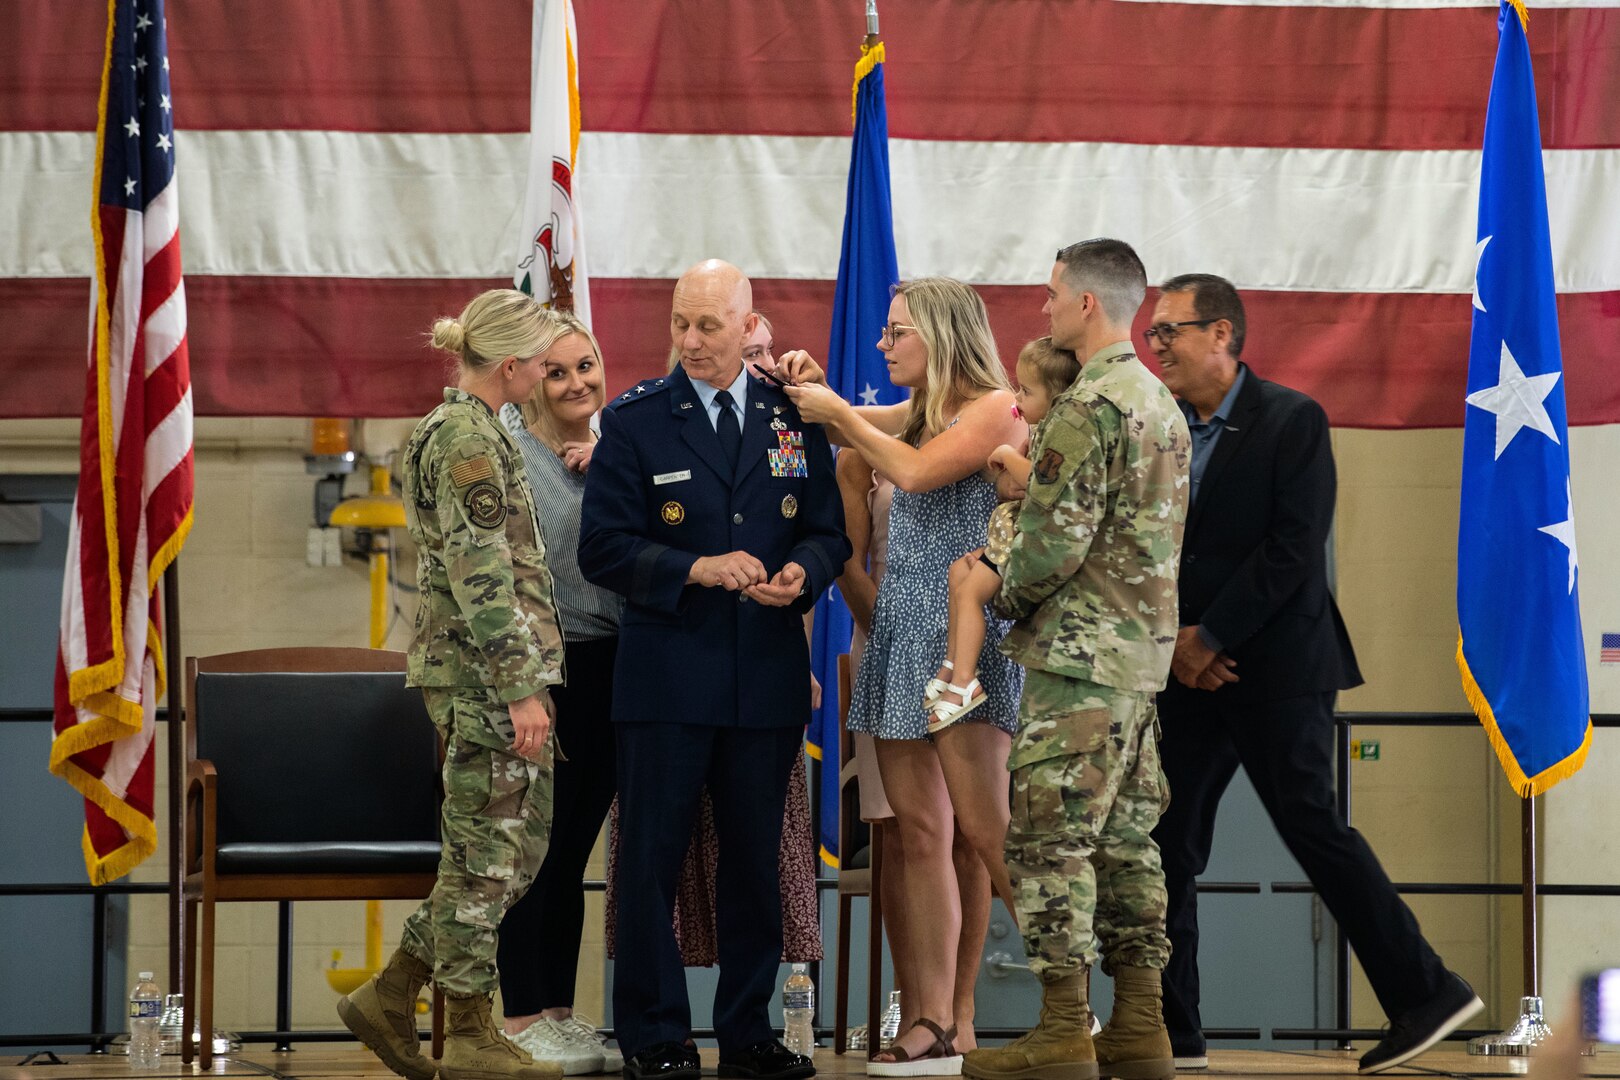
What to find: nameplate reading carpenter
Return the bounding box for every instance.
[654,470,693,486]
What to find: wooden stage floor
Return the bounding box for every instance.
[5,1049,1620,1080]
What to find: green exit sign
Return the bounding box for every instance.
[1351,739,1381,761]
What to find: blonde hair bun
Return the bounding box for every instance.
[431,317,466,356]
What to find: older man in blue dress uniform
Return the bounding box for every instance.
[579,259,850,1080]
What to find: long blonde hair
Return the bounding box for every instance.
[517,310,607,450]
[894,278,1010,447]
[430,288,551,374]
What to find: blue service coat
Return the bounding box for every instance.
[578,366,850,728]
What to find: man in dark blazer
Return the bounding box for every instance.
[1143,274,1481,1075]
[578,259,849,1080]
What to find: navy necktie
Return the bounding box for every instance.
[714,389,742,472]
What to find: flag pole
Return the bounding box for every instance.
[165,560,185,1001]
[1468,793,1557,1055]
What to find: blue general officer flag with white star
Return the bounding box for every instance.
[805,40,902,867]
[1457,0,1590,797]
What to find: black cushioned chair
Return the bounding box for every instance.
[182,648,442,1066]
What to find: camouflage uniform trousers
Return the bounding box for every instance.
[399,686,553,995]
[1006,668,1171,978]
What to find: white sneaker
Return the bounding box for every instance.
[557,1015,622,1073]
[508,1019,604,1075]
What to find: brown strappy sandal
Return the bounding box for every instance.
[867,1017,963,1077]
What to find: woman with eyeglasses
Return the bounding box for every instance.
[780,277,1026,1076]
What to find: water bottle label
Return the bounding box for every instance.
[783,990,812,1010]
[130,1000,160,1019]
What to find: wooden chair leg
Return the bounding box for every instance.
[181,897,197,1065]
[867,823,884,1059]
[200,896,216,1068]
[834,892,852,1056]
[431,987,445,1059]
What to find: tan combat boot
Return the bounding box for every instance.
[964,968,1098,1080]
[439,993,563,1080]
[338,949,437,1080]
[1093,967,1174,1080]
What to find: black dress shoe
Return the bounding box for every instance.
[624,1041,702,1080]
[717,1039,815,1080]
[1358,972,1484,1074]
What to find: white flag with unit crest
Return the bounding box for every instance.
[514,0,590,323]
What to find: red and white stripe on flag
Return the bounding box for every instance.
[51,0,194,885]
[2,0,1618,424]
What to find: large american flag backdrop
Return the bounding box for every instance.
[1,0,1617,426]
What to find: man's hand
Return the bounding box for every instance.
[688,551,768,590]
[810,672,823,710]
[782,383,849,427]
[776,350,827,386]
[1172,625,1222,688]
[994,468,1028,503]
[508,690,553,760]
[1195,655,1239,691]
[560,440,595,474]
[745,561,807,607]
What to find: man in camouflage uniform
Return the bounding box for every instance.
[964,239,1191,1080]
[339,376,567,1080]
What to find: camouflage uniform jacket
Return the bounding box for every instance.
[403,387,566,700]
[995,343,1191,694]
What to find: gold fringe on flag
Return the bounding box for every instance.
[1456,633,1590,798]
[851,41,886,126]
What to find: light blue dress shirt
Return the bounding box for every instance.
[690,366,750,436]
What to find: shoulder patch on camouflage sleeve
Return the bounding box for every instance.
[1026,407,1101,510]
[463,482,507,528]
[449,456,495,488]
[1033,447,1065,486]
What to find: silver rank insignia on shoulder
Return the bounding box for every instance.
[780,494,798,519]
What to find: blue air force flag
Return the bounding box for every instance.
[1457,0,1590,797]
[805,41,903,868]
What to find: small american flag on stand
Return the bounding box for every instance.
[51,0,194,885]
[1602,634,1620,665]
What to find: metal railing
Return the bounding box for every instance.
[4,708,1616,1050]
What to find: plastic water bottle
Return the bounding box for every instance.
[128,972,162,1068]
[781,963,815,1056]
[880,990,901,1049]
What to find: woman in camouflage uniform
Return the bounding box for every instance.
[338,288,567,1080]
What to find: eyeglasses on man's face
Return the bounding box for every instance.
[1142,319,1217,345]
[881,323,920,345]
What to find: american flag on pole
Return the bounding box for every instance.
[51,0,194,885]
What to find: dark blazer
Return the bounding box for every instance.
[1176,368,1362,702]
[578,366,850,727]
